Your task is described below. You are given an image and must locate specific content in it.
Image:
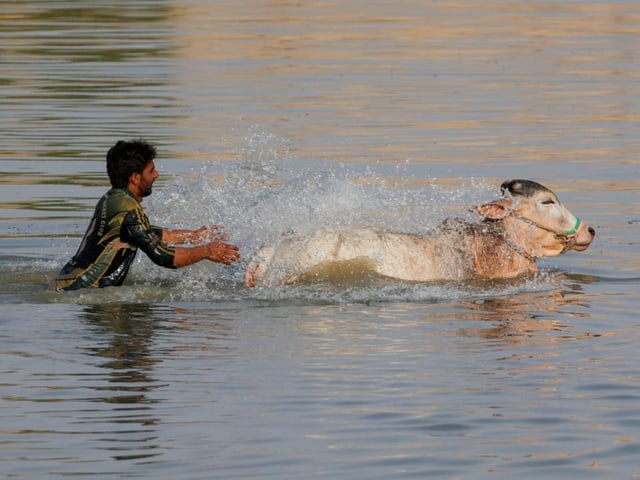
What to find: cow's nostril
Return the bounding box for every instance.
[588,226,595,236]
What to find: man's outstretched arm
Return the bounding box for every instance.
[123,210,239,269]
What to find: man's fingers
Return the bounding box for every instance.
[210,241,240,264]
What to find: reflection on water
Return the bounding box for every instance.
[1,277,639,478]
[79,304,169,461]
[2,1,179,151]
[82,304,163,403]
[2,0,639,193]
[455,274,595,342]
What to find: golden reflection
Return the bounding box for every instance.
[455,274,598,342]
[165,0,640,163]
[284,274,600,358]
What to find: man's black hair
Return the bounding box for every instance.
[106,139,157,188]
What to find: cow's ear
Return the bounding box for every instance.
[476,200,511,220]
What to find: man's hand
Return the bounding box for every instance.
[205,241,240,265]
[172,239,240,268]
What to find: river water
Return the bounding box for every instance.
[1,1,639,478]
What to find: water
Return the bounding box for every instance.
[1,1,639,478]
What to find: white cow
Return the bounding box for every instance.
[245,179,595,287]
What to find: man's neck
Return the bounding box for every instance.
[125,184,143,203]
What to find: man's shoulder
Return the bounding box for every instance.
[106,188,140,211]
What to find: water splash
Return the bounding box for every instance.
[129,127,553,303]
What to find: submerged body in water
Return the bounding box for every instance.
[246,180,595,287]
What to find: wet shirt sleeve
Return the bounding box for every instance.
[121,207,176,268]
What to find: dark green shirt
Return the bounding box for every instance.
[53,188,176,290]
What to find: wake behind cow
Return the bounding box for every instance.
[245,179,595,287]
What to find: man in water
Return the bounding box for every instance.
[50,139,240,291]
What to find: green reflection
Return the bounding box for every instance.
[82,303,165,382]
[0,0,186,170]
[78,302,173,461]
[0,198,92,213]
[0,171,106,187]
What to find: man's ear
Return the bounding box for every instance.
[475,199,511,220]
[129,171,140,186]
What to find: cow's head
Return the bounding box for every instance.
[477,179,595,258]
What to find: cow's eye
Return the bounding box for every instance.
[541,199,555,205]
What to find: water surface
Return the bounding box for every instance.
[1,1,639,479]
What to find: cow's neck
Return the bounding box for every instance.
[470,221,538,279]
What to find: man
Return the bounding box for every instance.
[50,139,240,291]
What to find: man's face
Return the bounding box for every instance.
[138,161,159,198]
